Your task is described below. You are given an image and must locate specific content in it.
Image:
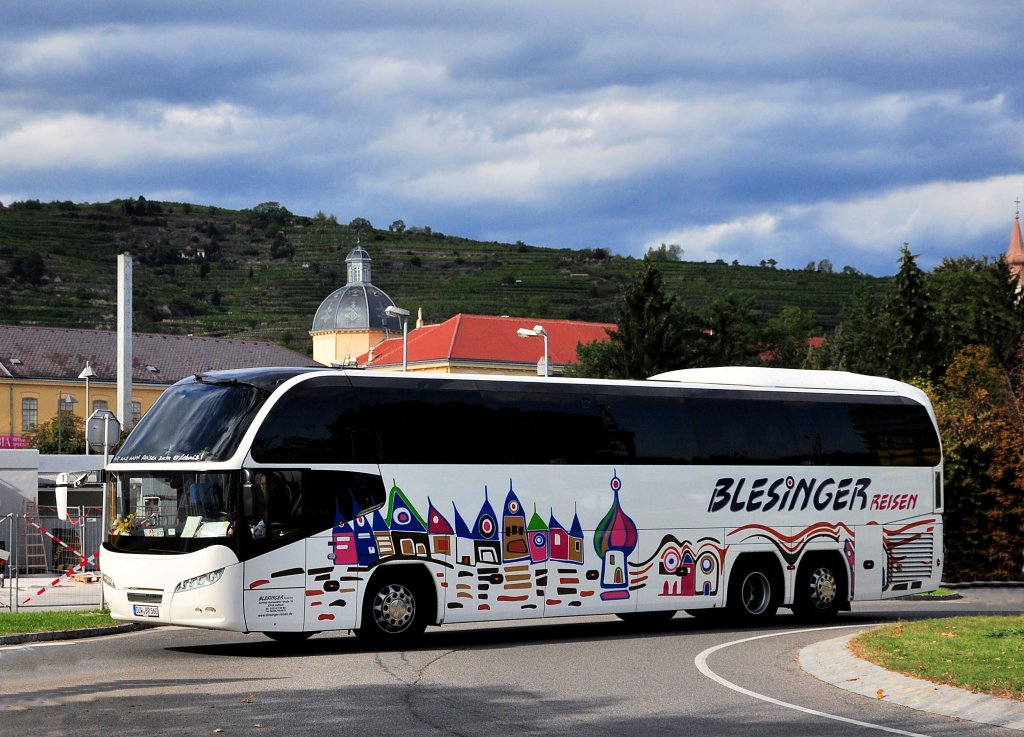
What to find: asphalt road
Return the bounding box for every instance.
[1,590,1020,737]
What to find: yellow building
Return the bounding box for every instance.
[0,326,316,448]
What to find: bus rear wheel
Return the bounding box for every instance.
[356,576,428,644]
[792,557,845,623]
[727,565,778,625]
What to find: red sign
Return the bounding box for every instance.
[0,435,28,449]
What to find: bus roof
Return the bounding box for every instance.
[650,367,913,395]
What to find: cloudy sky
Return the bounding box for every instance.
[3,2,1023,275]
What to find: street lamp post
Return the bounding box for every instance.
[78,363,96,454]
[385,305,411,371]
[516,324,549,377]
[56,392,78,454]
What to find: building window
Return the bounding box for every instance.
[131,401,142,426]
[22,398,38,431]
[93,400,108,412]
[58,396,77,413]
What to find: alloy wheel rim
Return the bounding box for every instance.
[809,568,837,609]
[373,583,415,632]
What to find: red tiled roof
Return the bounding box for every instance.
[360,314,615,370]
[0,325,317,383]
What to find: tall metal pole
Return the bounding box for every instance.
[402,317,408,372]
[117,254,133,430]
[99,413,110,611]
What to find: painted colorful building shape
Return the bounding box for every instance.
[427,498,454,557]
[472,488,501,565]
[527,505,549,564]
[593,473,638,600]
[387,482,429,558]
[502,482,530,563]
[549,508,584,564]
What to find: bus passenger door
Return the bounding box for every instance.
[852,524,884,601]
[241,470,308,633]
[242,541,307,633]
[301,468,388,633]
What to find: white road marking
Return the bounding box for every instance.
[694,625,934,737]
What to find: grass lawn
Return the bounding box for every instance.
[0,610,118,635]
[852,616,1024,702]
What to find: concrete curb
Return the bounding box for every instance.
[800,632,1024,731]
[0,622,149,647]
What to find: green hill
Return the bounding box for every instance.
[0,198,889,355]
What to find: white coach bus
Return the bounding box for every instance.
[97,367,943,643]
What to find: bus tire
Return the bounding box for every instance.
[356,572,429,644]
[791,554,846,623]
[726,562,779,625]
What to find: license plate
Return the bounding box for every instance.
[133,605,159,618]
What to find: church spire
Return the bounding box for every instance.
[1007,201,1024,285]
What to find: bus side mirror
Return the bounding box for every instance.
[241,469,256,517]
[56,472,69,521]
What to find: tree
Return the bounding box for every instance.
[9,253,46,284]
[250,201,292,230]
[389,219,406,234]
[700,294,765,366]
[885,245,939,381]
[270,231,294,259]
[929,344,1024,581]
[644,243,683,262]
[927,255,1024,373]
[832,285,895,376]
[570,263,702,379]
[763,305,816,368]
[349,217,373,232]
[24,412,86,454]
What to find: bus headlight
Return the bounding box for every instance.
[101,573,115,588]
[175,568,225,593]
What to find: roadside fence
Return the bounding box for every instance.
[0,507,104,612]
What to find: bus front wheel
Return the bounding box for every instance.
[356,576,428,644]
[727,565,778,625]
[792,557,845,623]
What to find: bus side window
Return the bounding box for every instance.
[301,469,387,533]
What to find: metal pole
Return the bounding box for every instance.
[12,513,19,612]
[2,513,12,612]
[99,414,110,610]
[84,376,90,455]
[402,317,408,372]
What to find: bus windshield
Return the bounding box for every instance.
[109,470,241,553]
[114,378,268,463]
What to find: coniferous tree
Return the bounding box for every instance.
[570,263,702,379]
[885,244,939,381]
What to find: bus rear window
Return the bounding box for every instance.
[115,380,268,463]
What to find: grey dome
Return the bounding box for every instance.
[311,246,400,332]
